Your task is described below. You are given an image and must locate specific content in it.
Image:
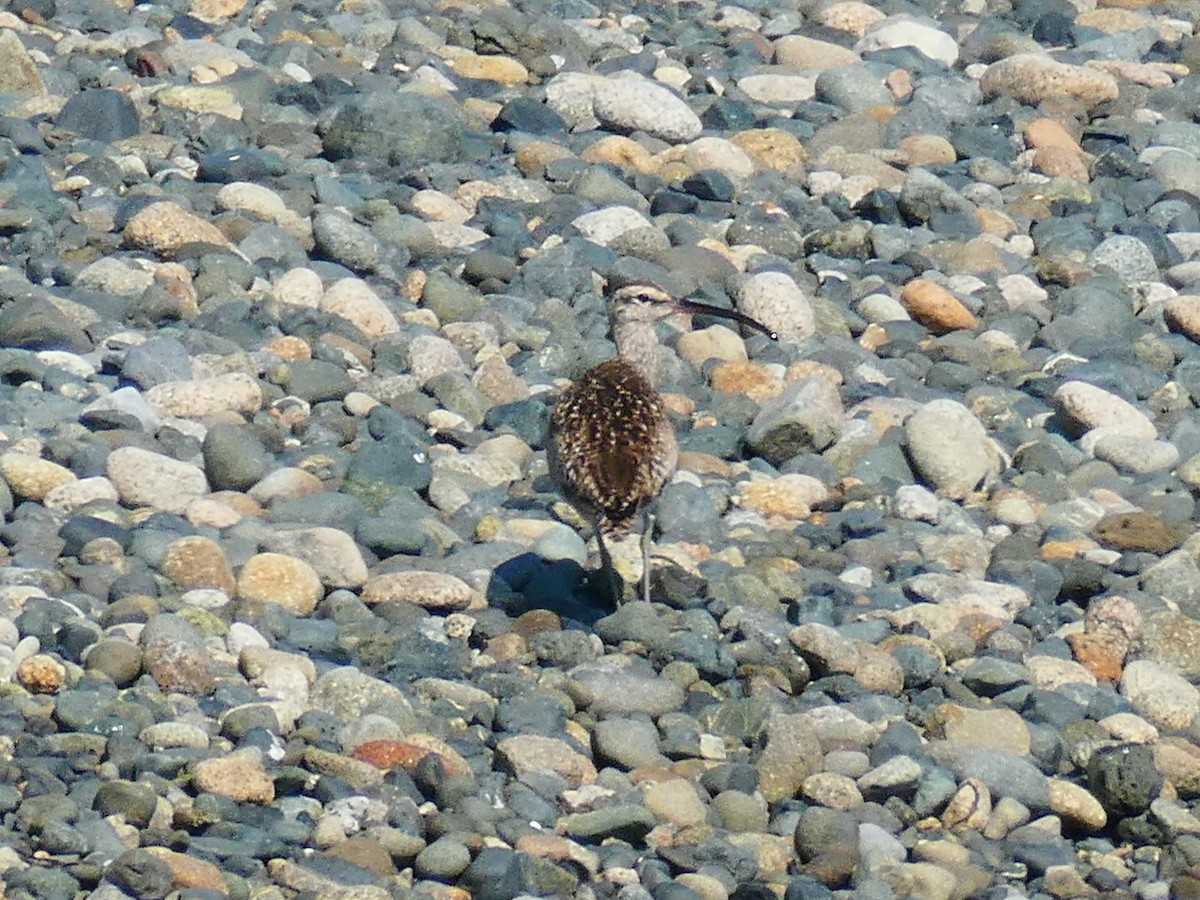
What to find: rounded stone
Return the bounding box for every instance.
[1054,381,1157,439]
[145,372,262,419]
[15,653,66,694]
[900,279,978,333]
[139,613,216,696]
[160,536,237,596]
[1121,659,1200,731]
[124,201,235,257]
[85,639,143,687]
[592,74,702,143]
[320,278,400,338]
[414,835,473,880]
[202,422,273,491]
[904,399,996,499]
[737,270,816,342]
[361,570,480,611]
[191,750,275,804]
[106,447,209,514]
[980,53,1118,110]
[0,452,75,501]
[236,552,324,616]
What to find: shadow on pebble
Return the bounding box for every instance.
[488,552,613,627]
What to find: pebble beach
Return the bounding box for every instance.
[0,0,1199,898]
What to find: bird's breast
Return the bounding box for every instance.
[549,359,680,531]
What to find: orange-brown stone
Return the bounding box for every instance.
[900,279,979,333]
[160,536,237,596]
[711,360,784,402]
[1067,631,1127,682]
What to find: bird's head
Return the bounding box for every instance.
[606,280,778,339]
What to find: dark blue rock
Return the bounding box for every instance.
[484,398,551,448]
[356,509,430,557]
[651,190,699,215]
[989,558,1065,606]
[202,423,273,491]
[169,13,211,38]
[889,641,942,689]
[103,848,173,899]
[458,847,526,900]
[0,295,91,352]
[682,170,735,202]
[58,516,130,556]
[196,148,285,183]
[1087,743,1162,817]
[57,89,139,142]
[494,97,565,134]
[701,97,754,131]
[324,92,478,167]
[495,690,568,736]
[1006,826,1074,874]
[343,436,432,505]
[950,123,1018,163]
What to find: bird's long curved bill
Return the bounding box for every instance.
[672,299,779,341]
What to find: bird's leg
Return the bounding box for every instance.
[594,527,625,607]
[642,508,654,604]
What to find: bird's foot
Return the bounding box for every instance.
[583,561,628,607]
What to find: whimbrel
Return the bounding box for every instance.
[548,281,777,604]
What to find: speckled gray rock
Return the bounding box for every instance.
[261,527,368,588]
[904,399,998,499]
[1121,659,1200,731]
[139,614,216,696]
[566,660,685,718]
[747,377,844,464]
[755,713,824,803]
[1089,234,1158,283]
[1053,381,1157,439]
[106,447,208,514]
[737,270,816,342]
[309,666,418,730]
[312,208,385,275]
[592,74,702,143]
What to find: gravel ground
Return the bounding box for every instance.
[0,0,1198,898]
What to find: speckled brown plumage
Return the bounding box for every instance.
[547,357,678,539]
